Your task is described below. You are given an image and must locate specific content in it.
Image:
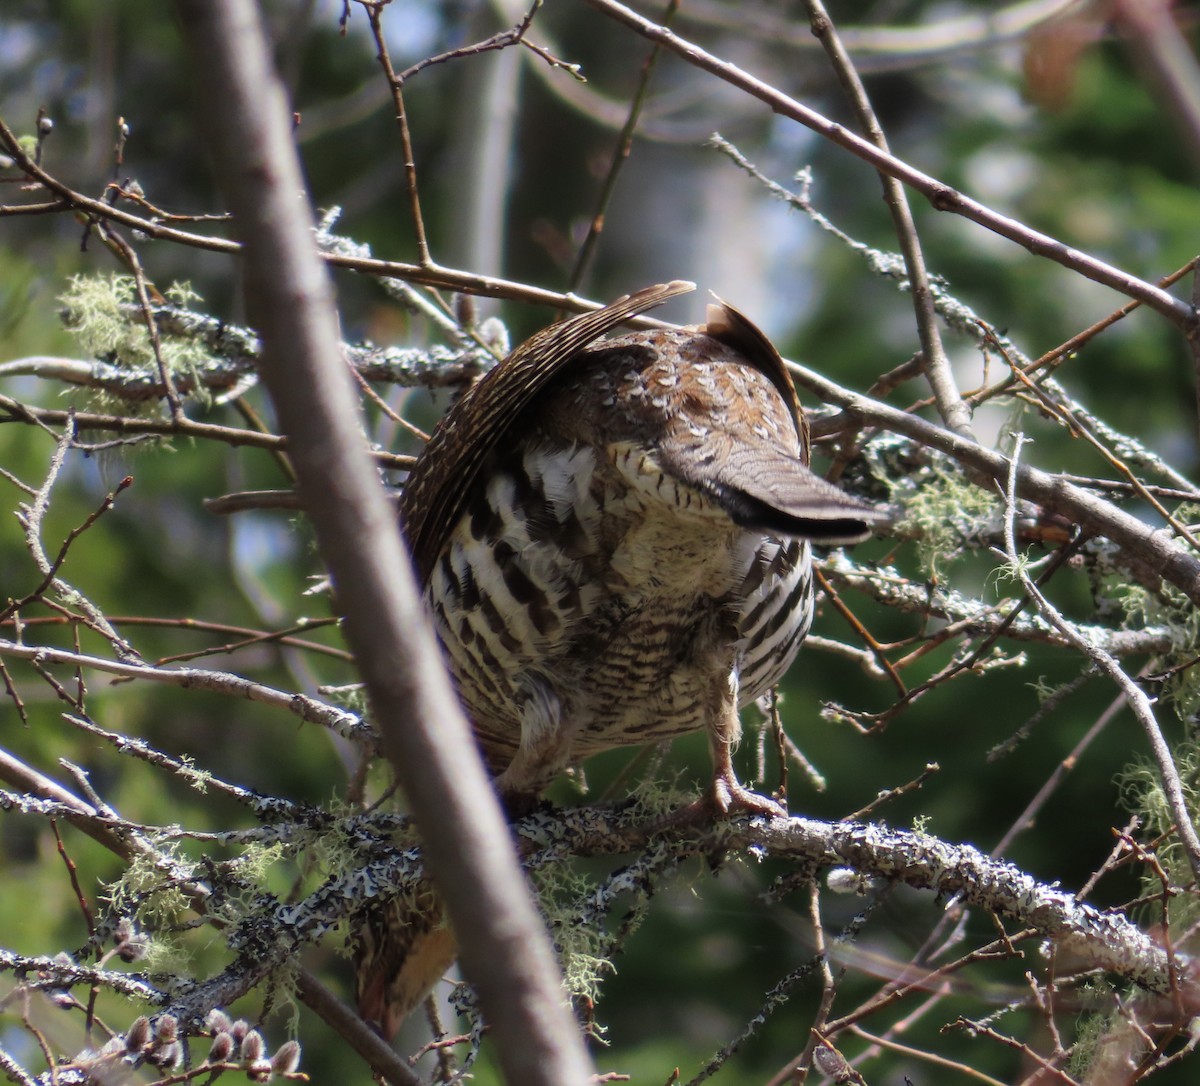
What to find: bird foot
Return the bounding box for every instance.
[656,775,787,829]
[710,774,788,819]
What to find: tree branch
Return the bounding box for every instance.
[579,0,1199,333]
[171,3,594,1082]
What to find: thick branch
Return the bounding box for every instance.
[796,367,1200,604]
[146,805,1182,1037]
[171,3,594,1083]
[0,748,134,860]
[517,807,1179,992]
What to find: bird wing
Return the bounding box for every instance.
[401,281,696,583]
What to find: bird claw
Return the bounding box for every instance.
[710,774,787,819]
[655,775,787,829]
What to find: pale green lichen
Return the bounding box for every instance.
[103,845,195,975]
[1117,745,1200,929]
[1028,675,1064,704]
[139,931,188,976]
[59,274,218,411]
[105,846,193,929]
[1066,980,1119,1080]
[104,837,292,982]
[530,785,680,1010]
[231,842,287,895]
[1101,547,1200,721]
[894,465,1002,578]
[534,863,618,1007]
[320,684,370,716]
[176,755,211,794]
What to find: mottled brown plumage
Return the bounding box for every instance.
[355,282,884,1035]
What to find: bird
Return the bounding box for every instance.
[354,281,885,1036]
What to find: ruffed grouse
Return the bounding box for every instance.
[355,281,884,1035]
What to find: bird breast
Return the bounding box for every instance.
[426,334,813,780]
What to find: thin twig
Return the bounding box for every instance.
[845,762,939,822]
[793,362,1200,606]
[968,257,1200,406]
[762,882,838,1086]
[97,225,184,420]
[806,0,970,437]
[992,328,1200,552]
[579,0,1198,331]
[990,691,1125,858]
[847,1023,1008,1086]
[1,474,133,626]
[813,568,905,695]
[999,435,1200,884]
[0,613,348,665]
[677,0,1084,67]
[568,0,677,292]
[0,639,374,746]
[364,2,432,266]
[12,422,137,658]
[397,0,574,87]
[0,393,412,470]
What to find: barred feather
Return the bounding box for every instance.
[357,284,884,1035]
